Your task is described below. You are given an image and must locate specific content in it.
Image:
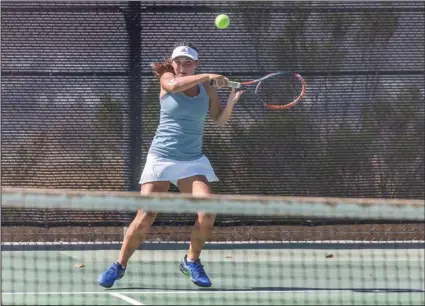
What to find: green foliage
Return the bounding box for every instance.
[357,10,399,46]
[141,80,161,154]
[222,4,422,198]
[97,93,123,133]
[86,93,126,189]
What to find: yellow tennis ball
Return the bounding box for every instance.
[215,14,230,29]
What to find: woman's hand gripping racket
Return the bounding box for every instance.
[210,71,306,110]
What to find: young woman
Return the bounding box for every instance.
[97,42,244,288]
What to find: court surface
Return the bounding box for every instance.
[2,243,424,305]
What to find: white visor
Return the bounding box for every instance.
[171,46,199,60]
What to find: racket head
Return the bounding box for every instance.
[242,72,307,110]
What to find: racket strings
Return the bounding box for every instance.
[255,75,302,106]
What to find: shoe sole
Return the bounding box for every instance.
[97,274,124,289]
[179,262,212,288]
[98,282,113,289]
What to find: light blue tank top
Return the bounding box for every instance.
[149,84,209,161]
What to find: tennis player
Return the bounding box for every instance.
[97,42,244,288]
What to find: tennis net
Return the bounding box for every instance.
[1,187,424,305]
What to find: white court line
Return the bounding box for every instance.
[2,289,424,295]
[108,292,144,305]
[3,240,425,245]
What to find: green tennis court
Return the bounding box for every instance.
[2,188,424,305]
[2,244,424,305]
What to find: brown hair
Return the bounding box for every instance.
[150,58,174,78]
[150,41,199,78]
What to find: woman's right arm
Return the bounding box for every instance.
[160,72,228,93]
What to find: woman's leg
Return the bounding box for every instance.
[177,175,215,261]
[98,181,170,288]
[117,181,170,266]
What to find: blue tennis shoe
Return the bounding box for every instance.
[97,262,126,288]
[179,255,212,287]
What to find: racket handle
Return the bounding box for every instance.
[210,80,242,89]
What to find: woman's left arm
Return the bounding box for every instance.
[204,81,244,127]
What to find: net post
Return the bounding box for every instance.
[124,1,142,191]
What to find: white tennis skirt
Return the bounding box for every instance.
[139,153,219,186]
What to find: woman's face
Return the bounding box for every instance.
[172,56,199,77]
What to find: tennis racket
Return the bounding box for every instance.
[210,71,306,110]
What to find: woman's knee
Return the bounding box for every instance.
[196,213,216,228]
[132,181,168,232]
[131,209,158,233]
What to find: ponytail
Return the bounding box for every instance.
[150,58,174,78]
